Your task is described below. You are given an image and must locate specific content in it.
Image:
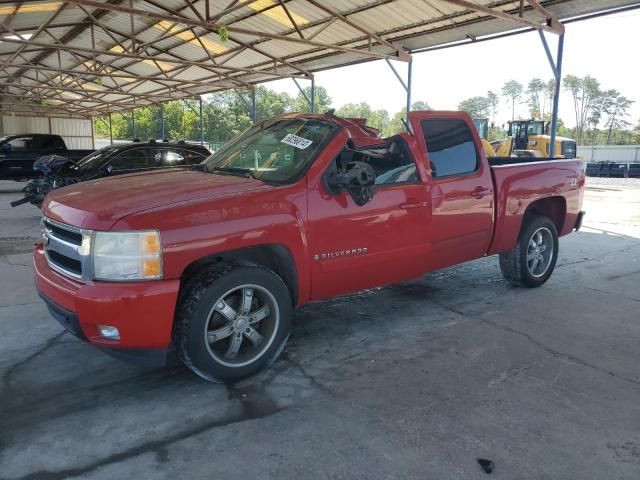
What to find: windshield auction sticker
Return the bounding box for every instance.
[281,133,313,150]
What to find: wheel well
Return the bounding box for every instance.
[524,196,566,232]
[180,244,299,305]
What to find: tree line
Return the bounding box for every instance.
[456,76,637,145]
[95,76,638,147]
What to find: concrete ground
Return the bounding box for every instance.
[1,178,639,480]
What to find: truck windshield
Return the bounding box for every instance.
[203,118,340,184]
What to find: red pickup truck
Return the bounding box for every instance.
[35,111,585,382]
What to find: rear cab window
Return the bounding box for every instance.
[421,118,479,178]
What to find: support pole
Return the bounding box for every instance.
[292,78,311,112]
[406,60,413,125]
[132,111,136,140]
[160,104,165,140]
[108,113,113,145]
[199,98,204,146]
[385,56,413,131]
[310,77,316,113]
[250,88,257,122]
[549,33,564,158]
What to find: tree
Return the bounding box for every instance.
[604,93,634,144]
[562,74,601,144]
[293,85,332,113]
[502,80,523,120]
[457,96,491,118]
[487,90,499,124]
[337,102,391,134]
[542,79,555,119]
[254,86,293,120]
[410,100,431,112]
[386,101,431,136]
[526,78,545,119]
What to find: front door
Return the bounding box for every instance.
[410,112,494,271]
[307,138,431,300]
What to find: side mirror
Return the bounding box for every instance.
[1,143,11,153]
[325,161,376,206]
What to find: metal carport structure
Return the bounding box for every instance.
[0,0,638,147]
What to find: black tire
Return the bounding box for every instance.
[173,262,292,383]
[499,215,559,288]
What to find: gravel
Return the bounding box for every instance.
[585,176,640,188]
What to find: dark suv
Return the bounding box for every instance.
[12,140,211,207]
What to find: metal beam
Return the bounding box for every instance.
[199,97,204,146]
[109,112,113,145]
[304,0,408,59]
[538,30,558,79]
[526,0,564,33]
[250,88,256,122]
[160,104,165,140]
[0,37,306,80]
[406,60,413,124]
[440,0,563,34]
[549,33,564,158]
[62,0,407,61]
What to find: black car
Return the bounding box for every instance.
[11,140,211,207]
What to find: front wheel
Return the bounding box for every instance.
[499,215,559,288]
[174,263,292,383]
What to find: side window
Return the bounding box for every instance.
[109,148,149,171]
[6,136,34,152]
[182,149,208,165]
[37,136,65,153]
[150,148,186,167]
[421,119,478,178]
[334,139,419,186]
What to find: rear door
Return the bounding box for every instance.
[409,112,494,271]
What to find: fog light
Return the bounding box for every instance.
[97,325,120,340]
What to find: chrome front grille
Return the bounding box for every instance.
[42,217,91,280]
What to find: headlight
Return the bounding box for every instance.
[92,231,162,281]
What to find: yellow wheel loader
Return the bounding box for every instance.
[494,120,577,159]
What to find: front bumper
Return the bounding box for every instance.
[34,245,180,365]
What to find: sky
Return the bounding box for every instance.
[262,9,640,128]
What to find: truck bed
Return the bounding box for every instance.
[487,158,584,255]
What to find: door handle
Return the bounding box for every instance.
[470,186,490,199]
[400,200,429,209]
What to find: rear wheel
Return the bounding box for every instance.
[499,215,559,288]
[174,263,292,383]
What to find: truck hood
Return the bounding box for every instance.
[43,169,269,230]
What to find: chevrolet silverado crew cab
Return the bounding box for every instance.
[35,111,585,383]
